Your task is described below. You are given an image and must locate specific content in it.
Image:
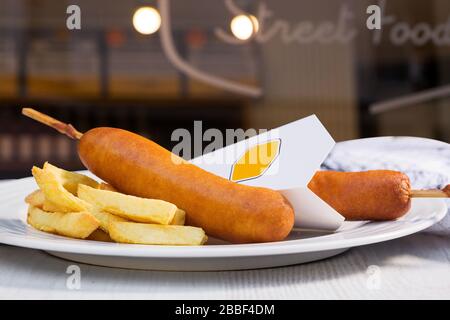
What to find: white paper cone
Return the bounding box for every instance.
[280,187,344,230]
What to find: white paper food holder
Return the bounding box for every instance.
[191,115,345,231]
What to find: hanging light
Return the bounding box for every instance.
[133,6,161,35]
[230,14,259,40]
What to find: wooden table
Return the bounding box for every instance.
[1,232,449,299]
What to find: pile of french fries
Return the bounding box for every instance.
[25,162,207,245]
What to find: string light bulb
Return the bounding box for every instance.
[230,14,259,40]
[133,6,161,35]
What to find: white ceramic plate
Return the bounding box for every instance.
[0,176,446,271]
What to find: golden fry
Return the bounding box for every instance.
[27,205,99,239]
[25,190,45,208]
[78,184,177,224]
[43,162,99,194]
[32,166,89,212]
[109,221,207,245]
[89,206,128,233]
[42,199,66,212]
[170,209,186,226]
[24,189,79,214]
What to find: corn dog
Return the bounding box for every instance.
[309,170,448,220]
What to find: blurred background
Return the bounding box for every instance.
[0,0,449,178]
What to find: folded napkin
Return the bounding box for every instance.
[321,137,450,236]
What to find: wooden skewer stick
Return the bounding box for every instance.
[22,108,83,140]
[410,186,449,198]
[22,107,449,198]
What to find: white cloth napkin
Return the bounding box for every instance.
[321,137,450,236]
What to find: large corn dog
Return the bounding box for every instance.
[78,127,295,244]
[308,170,411,220]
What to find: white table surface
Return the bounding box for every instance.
[0,232,449,299]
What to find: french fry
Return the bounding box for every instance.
[89,206,128,234]
[170,209,186,226]
[109,221,207,245]
[26,183,125,233]
[27,205,99,239]
[43,162,99,195]
[24,188,82,214]
[98,182,118,192]
[25,190,45,209]
[78,184,177,224]
[32,166,90,212]
[42,199,66,212]
[86,229,114,242]
[94,182,181,228]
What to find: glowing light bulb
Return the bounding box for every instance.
[133,7,161,35]
[230,15,259,40]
